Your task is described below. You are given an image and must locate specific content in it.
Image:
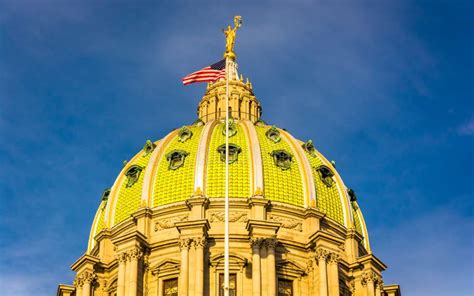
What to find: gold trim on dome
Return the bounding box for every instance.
[241,120,263,196]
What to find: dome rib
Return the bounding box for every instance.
[194,120,217,194]
[279,129,316,208]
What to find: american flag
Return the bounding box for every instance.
[182,59,226,85]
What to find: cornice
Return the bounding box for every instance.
[70,254,100,272]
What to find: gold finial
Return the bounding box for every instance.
[223,16,242,60]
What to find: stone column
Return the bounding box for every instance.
[128,247,143,296]
[265,238,277,296]
[327,252,340,296]
[375,279,384,296]
[74,276,83,296]
[250,238,262,296]
[315,248,328,296]
[116,252,128,296]
[362,271,376,296]
[179,238,192,296]
[81,271,95,296]
[194,237,207,296]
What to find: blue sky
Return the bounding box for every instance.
[0,1,472,295]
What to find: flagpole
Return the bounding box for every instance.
[224,56,230,296]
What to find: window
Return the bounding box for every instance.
[219,274,236,296]
[278,279,293,296]
[270,150,293,170]
[163,278,178,296]
[124,165,143,187]
[166,150,189,170]
[217,144,242,164]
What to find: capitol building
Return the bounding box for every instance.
[57,21,401,296]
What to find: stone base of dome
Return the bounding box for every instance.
[58,197,400,296]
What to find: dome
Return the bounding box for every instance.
[88,72,370,254]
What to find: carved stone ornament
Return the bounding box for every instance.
[302,139,317,157]
[209,211,247,223]
[217,143,242,164]
[154,215,188,231]
[270,150,293,170]
[124,165,143,188]
[193,237,207,249]
[268,215,303,232]
[74,276,84,288]
[178,238,192,250]
[166,150,189,170]
[143,139,156,156]
[266,126,281,143]
[222,118,237,138]
[315,165,335,187]
[178,126,193,142]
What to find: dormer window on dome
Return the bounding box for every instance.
[143,140,156,156]
[270,150,293,170]
[178,126,193,142]
[222,118,237,138]
[347,188,357,202]
[302,140,317,157]
[266,126,281,143]
[101,188,111,201]
[217,144,242,164]
[125,165,143,187]
[315,165,335,187]
[166,150,189,170]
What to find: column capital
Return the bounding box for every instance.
[178,238,192,250]
[127,246,143,261]
[315,247,328,261]
[327,252,340,264]
[81,270,97,284]
[249,237,263,249]
[377,279,384,289]
[116,251,129,263]
[361,270,378,285]
[193,236,207,249]
[264,238,278,249]
[74,276,84,288]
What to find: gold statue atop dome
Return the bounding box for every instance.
[223,16,242,60]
